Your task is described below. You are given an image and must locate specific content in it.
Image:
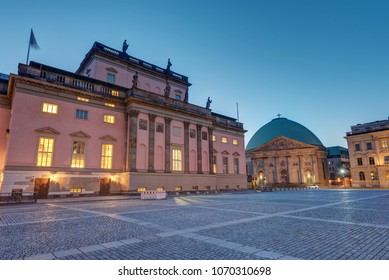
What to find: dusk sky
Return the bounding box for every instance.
[1,0,388,148]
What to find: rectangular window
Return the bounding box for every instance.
[232,139,239,145]
[71,141,85,168]
[357,158,363,166]
[107,73,116,84]
[139,119,148,130]
[37,137,54,166]
[156,122,164,133]
[222,156,229,174]
[75,109,88,119]
[111,90,119,97]
[138,187,147,192]
[175,94,181,101]
[104,103,115,108]
[175,186,182,191]
[156,186,165,191]
[202,131,208,140]
[189,129,196,138]
[101,144,113,169]
[173,126,181,137]
[172,147,183,171]
[103,115,115,124]
[366,142,372,150]
[385,156,389,164]
[355,144,360,151]
[42,103,58,114]
[222,137,228,144]
[234,158,239,174]
[212,135,216,142]
[382,140,388,148]
[369,157,375,165]
[213,155,217,174]
[77,97,89,102]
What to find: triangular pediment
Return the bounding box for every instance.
[105,67,118,73]
[69,131,91,138]
[221,150,230,155]
[35,127,60,135]
[251,136,316,152]
[232,152,240,157]
[99,135,117,142]
[213,148,218,154]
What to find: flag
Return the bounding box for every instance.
[29,28,40,50]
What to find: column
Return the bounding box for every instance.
[285,156,290,183]
[129,109,139,172]
[208,127,214,174]
[298,155,302,183]
[164,117,171,173]
[148,114,157,173]
[196,124,203,174]
[184,121,190,173]
[310,154,315,182]
[273,157,278,183]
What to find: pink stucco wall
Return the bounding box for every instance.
[0,107,11,170]
[6,90,124,169]
[213,132,245,174]
[88,60,187,99]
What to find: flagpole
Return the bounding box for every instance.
[26,36,31,65]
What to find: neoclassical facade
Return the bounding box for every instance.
[246,117,329,187]
[345,119,389,188]
[0,42,246,197]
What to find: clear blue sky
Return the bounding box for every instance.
[1,0,388,148]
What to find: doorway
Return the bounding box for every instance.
[34,178,50,199]
[99,177,111,196]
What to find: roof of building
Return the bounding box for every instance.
[326,146,349,157]
[246,117,323,150]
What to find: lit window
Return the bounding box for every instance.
[213,155,217,173]
[222,156,229,174]
[105,103,115,108]
[42,103,58,114]
[156,186,165,191]
[138,187,147,192]
[382,140,388,148]
[172,147,183,171]
[107,73,116,84]
[75,109,88,119]
[212,135,216,142]
[222,137,228,144]
[104,115,115,124]
[175,186,182,191]
[101,144,113,169]
[70,188,82,193]
[371,171,378,180]
[232,139,238,145]
[37,137,54,166]
[71,141,85,168]
[111,90,119,97]
[77,97,89,102]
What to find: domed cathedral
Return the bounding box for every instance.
[246,117,329,188]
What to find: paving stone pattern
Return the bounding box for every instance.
[1,190,389,260]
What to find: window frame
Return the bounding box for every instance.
[75,109,89,120]
[36,137,55,167]
[42,102,58,115]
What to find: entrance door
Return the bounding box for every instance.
[99,178,111,196]
[34,178,50,199]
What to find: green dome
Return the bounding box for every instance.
[246,117,323,150]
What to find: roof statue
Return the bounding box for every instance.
[164,81,171,98]
[206,97,212,109]
[166,58,172,73]
[122,40,129,54]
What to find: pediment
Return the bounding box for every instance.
[69,131,91,138]
[232,152,240,156]
[213,148,218,154]
[251,136,315,152]
[99,135,117,142]
[221,150,230,155]
[35,127,60,135]
[105,67,118,73]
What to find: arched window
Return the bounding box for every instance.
[359,172,365,181]
[281,170,288,183]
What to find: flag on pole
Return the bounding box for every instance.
[26,28,40,64]
[29,28,40,50]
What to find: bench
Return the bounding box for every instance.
[0,189,37,204]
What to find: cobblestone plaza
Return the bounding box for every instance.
[1,190,389,260]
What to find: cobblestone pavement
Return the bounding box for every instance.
[1,190,389,260]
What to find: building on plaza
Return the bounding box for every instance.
[0,41,246,198]
[326,146,350,186]
[246,117,329,187]
[345,118,389,188]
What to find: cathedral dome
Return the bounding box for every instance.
[246,117,323,150]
